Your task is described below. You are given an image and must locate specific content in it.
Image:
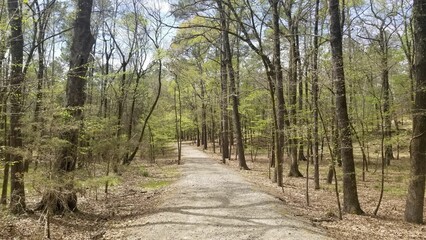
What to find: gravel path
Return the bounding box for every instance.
[104,144,331,240]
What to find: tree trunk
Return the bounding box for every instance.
[201,79,207,150]
[219,29,230,162]
[270,0,284,186]
[287,6,303,177]
[211,100,216,153]
[329,0,363,215]
[34,0,49,129]
[8,0,26,214]
[174,74,182,165]
[377,25,394,166]
[221,0,248,170]
[312,0,320,190]
[296,26,306,162]
[38,0,95,214]
[1,107,9,205]
[382,66,393,165]
[0,29,8,205]
[405,0,426,224]
[117,62,127,139]
[1,159,9,205]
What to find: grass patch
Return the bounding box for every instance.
[384,186,407,197]
[162,166,179,177]
[373,182,407,197]
[139,166,150,177]
[141,180,171,189]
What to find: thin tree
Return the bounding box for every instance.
[270,0,284,186]
[219,21,230,162]
[174,74,182,165]
[125,5,164,164]
[312,0,321,190]
[0,0,9,205]
[221,0,249,170]
[329,0,363,214]
[285,1,303,177]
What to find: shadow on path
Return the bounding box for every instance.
[104,144,332,240]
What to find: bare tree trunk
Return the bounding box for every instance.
[117,62,127,139]
[201,79,207,150]
[296,27,306,162]
[8,0,26,214]
[0,28,8,205]
[100,22,113,118]
[222,0,248,170]
[219,32,229,162]
[287,3,303,177]
[312,0,320,190]
[211,99,216,153]
[270,0,284,186]
[405,0,426,224]
[33,0,51,127]
[1,109,8,205]
[383,66,393,165]
[174,74,182,165]
[329,0,363,215]
[376,25,394,166]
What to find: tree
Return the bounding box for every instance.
[173,74,183,164]
[270,0,284,186]
[220,0,249,170]
[359,1,397,166]
[219,14,230,162]
[285,0,303,177]
[405,0,426,224]
[312,0,321,190]
[329,0,363,215]
[37,0,95,213]
[226,0,287,179]
[8,0,26,214]
[0,0,10,207]
[125,4,164,164]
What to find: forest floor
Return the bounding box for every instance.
[0,142,425,239]
[206,144,426,240]
[0,148,180,239]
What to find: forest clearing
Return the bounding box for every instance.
[1,0,426,239]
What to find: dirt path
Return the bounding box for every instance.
[104,144,331,239]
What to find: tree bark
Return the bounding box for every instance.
[270,0,284,186]
[8,0,26,214]
[405,0,426,224]
[329,0,363,214]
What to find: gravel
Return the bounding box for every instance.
[104,144,332,240]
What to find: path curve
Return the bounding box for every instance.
[104,144,331,240]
